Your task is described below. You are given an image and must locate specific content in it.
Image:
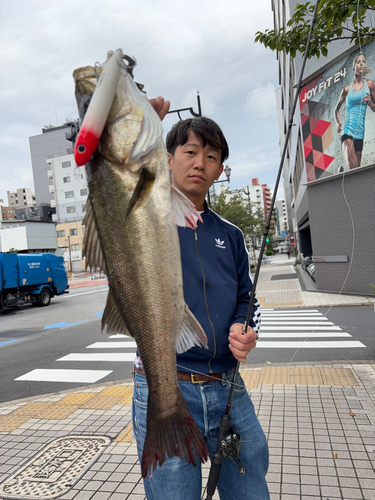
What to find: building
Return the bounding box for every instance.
[56,221,86,273]
[7,188,36,208]
[46,152,88,224]
[0,220,58,253]
[29,121,78,205]
[274,199,288,237]
[262,183,272,219]
[272,0,375,296]
[15,204,56,222]
[29,121,88,272]
[1,206,17,222]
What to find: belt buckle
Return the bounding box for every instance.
[191,373,204,384]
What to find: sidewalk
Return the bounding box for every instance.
[1,261,374,499]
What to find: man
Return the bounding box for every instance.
[132,105,270,500]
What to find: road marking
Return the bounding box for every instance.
[262,315,329,320]
[259,332,351,338]
[261,309,320,312]
[15,369,112,383]
[0,339,24,347]
[57,353,136,362]
[44,321,87,330]
[261,325,341,330]
[262,308,322,316]
[256,341,365,348]
[108,334,131,339]
[63,288,108,298]
[262,321,333,326]
[86,342,137,349]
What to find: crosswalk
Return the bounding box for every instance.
[257,309,366,349]
[15,334,136,384]
[14,309,365,384]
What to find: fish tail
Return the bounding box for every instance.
[141,392,208,478]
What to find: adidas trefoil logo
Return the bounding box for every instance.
[215,238,226,249]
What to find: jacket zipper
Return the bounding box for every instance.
[194,226,216,373]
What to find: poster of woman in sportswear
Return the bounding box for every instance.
[298,41,375,182]
[334,52,375,172]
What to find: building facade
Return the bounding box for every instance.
[272,0,375,296]
[29,122,78,205]
[47,153,88,224]
[7,188,36,208]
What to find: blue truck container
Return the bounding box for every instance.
[0,253,69,309]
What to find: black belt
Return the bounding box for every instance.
[134,366,227,384]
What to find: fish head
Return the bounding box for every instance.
[73,57,163,171]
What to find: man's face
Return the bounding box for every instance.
[168,130,223,209]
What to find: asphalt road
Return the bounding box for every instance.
[0,286,374,404]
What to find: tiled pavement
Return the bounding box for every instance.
[1,260,374,499]
[1,364,375,500]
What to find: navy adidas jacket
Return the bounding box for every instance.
[177,205,261,375]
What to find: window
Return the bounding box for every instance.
[80,188,87,196]
[63,176,71,183]
[70,228,78,236]
[71,244,79,251]
[82,227,86,235]
[62,161,71,168]
[65,191,74,198]
[57,230,65,237]
[66,206,76,214]
[82,204,86,212]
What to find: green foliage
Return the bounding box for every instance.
[211,188,266,242]
[255,0,375,59]
[6,248,19,253]
[265,250,274,256]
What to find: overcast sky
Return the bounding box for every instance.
[0,0,282,206]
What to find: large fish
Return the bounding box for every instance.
[73,51,208,477]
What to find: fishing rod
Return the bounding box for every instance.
[204,1,321,498]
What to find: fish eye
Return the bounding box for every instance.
[82,96,92,114]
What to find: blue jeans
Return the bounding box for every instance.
[132,371,270,500]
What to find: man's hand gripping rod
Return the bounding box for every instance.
[204,2,321,498]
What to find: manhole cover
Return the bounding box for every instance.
[0,435,111,499]
[270,273,298,281]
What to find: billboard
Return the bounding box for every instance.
[299,42,375,182]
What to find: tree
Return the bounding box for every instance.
[211,188,267,264]
[255,1,375,59]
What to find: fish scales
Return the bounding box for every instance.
[73,51,208,477]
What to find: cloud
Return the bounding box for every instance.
[0,0,280,203]
[245,83,277,118]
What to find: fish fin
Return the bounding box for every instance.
[102,288,132,336]
[176,305,208,353]
[125,167,156,219]
[126,73,163,163]
[171,184,203,228]
[141,389,208,478]
[82,197,107,273]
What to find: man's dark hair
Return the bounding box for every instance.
[166,116,229,164]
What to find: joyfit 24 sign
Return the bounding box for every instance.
[299,41,375,182]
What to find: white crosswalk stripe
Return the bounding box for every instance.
[15,309,365,384]
[258,309,365,349]
[16,333,137,384]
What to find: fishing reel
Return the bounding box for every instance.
[220,429,245,476]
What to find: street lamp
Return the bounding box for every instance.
[208,164,231,205]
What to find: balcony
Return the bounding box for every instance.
[47,170,53,179]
